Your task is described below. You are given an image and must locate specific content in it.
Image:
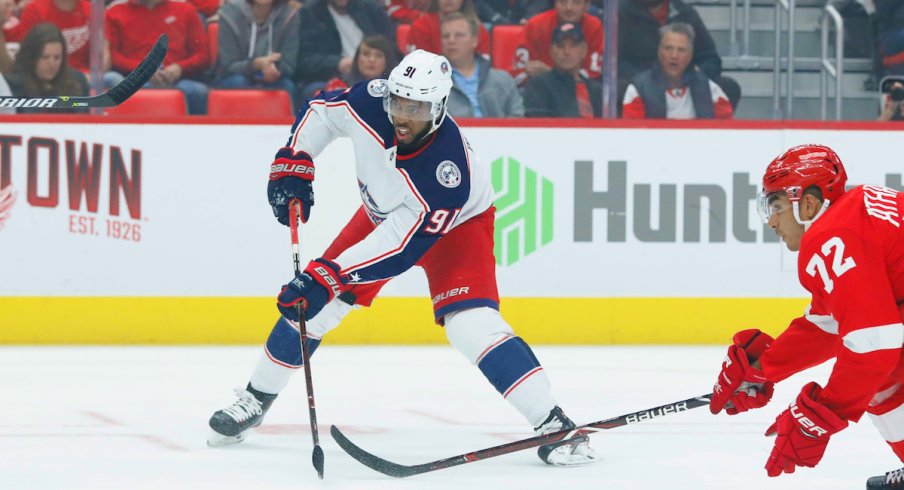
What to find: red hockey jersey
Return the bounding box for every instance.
[760,185,904,421]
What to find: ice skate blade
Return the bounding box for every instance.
[542,444,602,467]
[207,430,245,447]
[546,455,603,467]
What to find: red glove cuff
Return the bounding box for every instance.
[732,329,774,361]
[303,258,347,303]
[270,147,315,181]
[792,382,848,437]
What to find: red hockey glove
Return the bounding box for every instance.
[764,382,848,477]
[268,147,315,226]
[710,329,775,415]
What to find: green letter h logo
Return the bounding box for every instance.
[492,156,554,266]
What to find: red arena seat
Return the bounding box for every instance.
[207,21,219,66]
[105,89,187,117]
[397,24,411,54]
[207,89,293,117]
[491,25,527,78]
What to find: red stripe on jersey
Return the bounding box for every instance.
[340,169,431,274]
[341,211,425,274]
[308,99,385,147]
[290,109,315,148]
[396,132,437,160]
[503,367,544,398]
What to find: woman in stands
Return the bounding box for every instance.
[324,35,397,91]
[408,0,489,55]
[8,22,87,113]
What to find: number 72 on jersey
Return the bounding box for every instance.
[805,236,857,293]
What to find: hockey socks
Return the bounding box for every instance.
[445,308,556,426]
[249,299,354,394]
[477,336,555,426]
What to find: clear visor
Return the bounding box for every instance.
[383,93,437,121]
[756,189,793,223]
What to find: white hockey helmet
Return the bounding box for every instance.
[384,50,454,135]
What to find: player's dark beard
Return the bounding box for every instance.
[396,123,433,153]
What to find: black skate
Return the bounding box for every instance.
[868,467,904,489]
[207,384,277,447]
[534,406,601,466]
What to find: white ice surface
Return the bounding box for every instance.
[0,345,897,489]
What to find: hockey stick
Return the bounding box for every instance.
[331,393,712,478]
[0,34,168,110]
[289,199,325,479]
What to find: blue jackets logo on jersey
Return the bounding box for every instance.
[367,79,388,98]
[359,183,388,224]
[436,160,462,188]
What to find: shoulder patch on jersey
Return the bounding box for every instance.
[436,160,462,188]
[367,79,388,98]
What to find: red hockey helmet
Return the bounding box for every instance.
[757,144,848,223]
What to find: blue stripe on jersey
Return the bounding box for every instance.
[287,81,395,148]
[477,337,542,395]
[435,298,499,323]
[265,316,322,367]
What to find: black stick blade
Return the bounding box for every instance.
[313,444,325,479]
[331,425,421,478]
[106,34,169,105]
[331,393,715,478]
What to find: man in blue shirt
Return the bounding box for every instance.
[441,12,523,118]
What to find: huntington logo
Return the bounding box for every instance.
[491,156,553,266]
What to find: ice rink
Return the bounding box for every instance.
[2,345,897,489]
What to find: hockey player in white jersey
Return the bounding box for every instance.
[208,50,598,466]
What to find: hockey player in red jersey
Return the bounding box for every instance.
[207,49,599,467]
[708,144,904,488]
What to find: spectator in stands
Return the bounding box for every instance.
[0,17,13,115]
[1,0,109,73]
[622,22,732,119]
[442,12,522,117]
[385,0,429,24]
[106,0,210,115]
[0,2,15,74]
[190,0,221,19]
[295,0,393,100]
[0,0,17,34]
[7,23,87,113]
[324,34,396,90]
[523,22,600,117]
[216,0,299,99]
[618,0,740,109]
[875,0,904,75]
[878,77,904,121]
[0,72,12,114]
[520,0,602,22]
[407,0,489,55]
[522,0,603,80]
[473,0,533,26]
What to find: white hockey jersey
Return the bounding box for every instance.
[284,80,495,283]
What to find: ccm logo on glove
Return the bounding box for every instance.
[791,404,828,437]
